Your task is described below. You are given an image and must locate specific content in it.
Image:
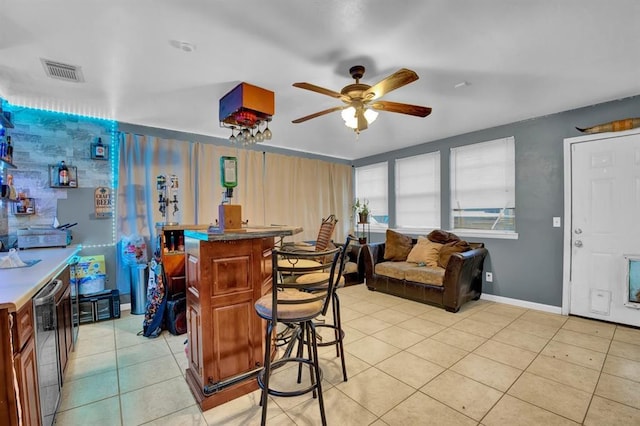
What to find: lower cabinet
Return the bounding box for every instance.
[14,335,41,426]
[184,236,273,411]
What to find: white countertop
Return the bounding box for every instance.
[0,246,81,312]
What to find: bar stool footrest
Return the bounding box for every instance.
[314,323,345,347]
[257,357,324,398]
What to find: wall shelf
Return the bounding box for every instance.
[48,164,78,188]
[0,158,17,169]
[12,197,35,215]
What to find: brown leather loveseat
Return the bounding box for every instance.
[362,230,488,313]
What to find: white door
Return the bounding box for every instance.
[567,131,640,326]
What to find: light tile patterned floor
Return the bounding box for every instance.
[55,284,640,425]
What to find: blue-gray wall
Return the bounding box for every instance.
[354,95,640,307]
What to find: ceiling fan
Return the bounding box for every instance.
[291,65,432,133]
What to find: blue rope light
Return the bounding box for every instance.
[3,101,119,248]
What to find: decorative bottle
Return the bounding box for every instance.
[0,129,6,161]
[5,136,13,164]
[94,137,105,159]
[58,160,70,186]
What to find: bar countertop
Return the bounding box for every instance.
[0,245,81,312]
[184,225,302,242]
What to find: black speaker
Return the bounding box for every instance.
[165,292,187,335]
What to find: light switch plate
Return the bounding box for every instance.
[553,217,561,227]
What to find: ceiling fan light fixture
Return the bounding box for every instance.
[341,106,357,129]
[341,106,378,129]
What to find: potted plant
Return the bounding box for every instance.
[353,198,370,224]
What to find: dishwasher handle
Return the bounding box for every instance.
[34,279,64,306]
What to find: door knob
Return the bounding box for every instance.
[574,228,582,234]
[574,240,583,247]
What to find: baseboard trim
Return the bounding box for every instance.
[480,293,562,315]
[121,303,131,311]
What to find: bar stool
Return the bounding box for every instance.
[294,235,353,382]
[254,245,342,426]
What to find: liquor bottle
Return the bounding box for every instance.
[5,136,13,164]
[58,160,70,186]
[94,137,106,159]
[177,234,185,251]
[169,232,176,251]
[0,129,6,161]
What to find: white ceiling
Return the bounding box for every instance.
[1,0,639,160]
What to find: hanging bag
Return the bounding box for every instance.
[141,258,167,338]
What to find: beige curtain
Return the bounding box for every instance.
[116,134,352,291]
[263,152,352,243]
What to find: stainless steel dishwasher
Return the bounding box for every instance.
[33,278,64,426]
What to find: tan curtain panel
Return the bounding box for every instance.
[263,152,352,243]
[117,133,352,257]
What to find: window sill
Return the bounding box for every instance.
[449,229,519,240]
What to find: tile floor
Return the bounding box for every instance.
[55,284,640,425]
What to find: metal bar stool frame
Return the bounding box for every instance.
[254,245,342,426]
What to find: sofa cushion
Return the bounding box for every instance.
[406,237,443,267]
[405,265,445,286]
[438,240,471,268]
[383,229,413,261]
[427,229,460,244]
[374,261,416,280]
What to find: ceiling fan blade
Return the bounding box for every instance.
[292,82,348,100]
[364,68,419,100]
[370,100,432,117]
[291,106,346,123]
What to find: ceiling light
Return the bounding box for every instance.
[341,107,378,130]
[454,81,470,89]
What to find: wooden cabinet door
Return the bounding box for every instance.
[14,336,42,426]
[186,294,203,377]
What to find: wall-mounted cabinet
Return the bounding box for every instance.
[48,164,78,188]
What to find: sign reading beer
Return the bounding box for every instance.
[94,186,113,217]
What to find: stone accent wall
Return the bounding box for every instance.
[1,107,114,247]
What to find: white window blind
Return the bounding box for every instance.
[355,162,388,228]
[395,152,440,229]
[451,136,515,231]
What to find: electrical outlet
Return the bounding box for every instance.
[553,217,561,227]
[486,272,493,282]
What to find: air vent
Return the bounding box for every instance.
[41,59,85,83]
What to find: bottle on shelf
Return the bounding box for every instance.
[0,129,6,161]
[169,232,176,252]
[58,160,70,186]
[94,137,106,159]
[177,234,185,251]
[5,136,13,164]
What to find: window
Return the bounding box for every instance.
[355,162,388,228]
[451,136,515,232]
[395,152,440,229]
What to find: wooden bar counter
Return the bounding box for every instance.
[182,226,301,410]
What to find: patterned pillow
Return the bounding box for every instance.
[406,237,443,267]
[383,230,413,261]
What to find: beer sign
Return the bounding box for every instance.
[94,186,113,217]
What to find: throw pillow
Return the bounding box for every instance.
[406,237,443,267]
[383,230,413,261]
[438,240,471,268]
[427,229,460,244]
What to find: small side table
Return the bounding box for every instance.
[357,221,370,244]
